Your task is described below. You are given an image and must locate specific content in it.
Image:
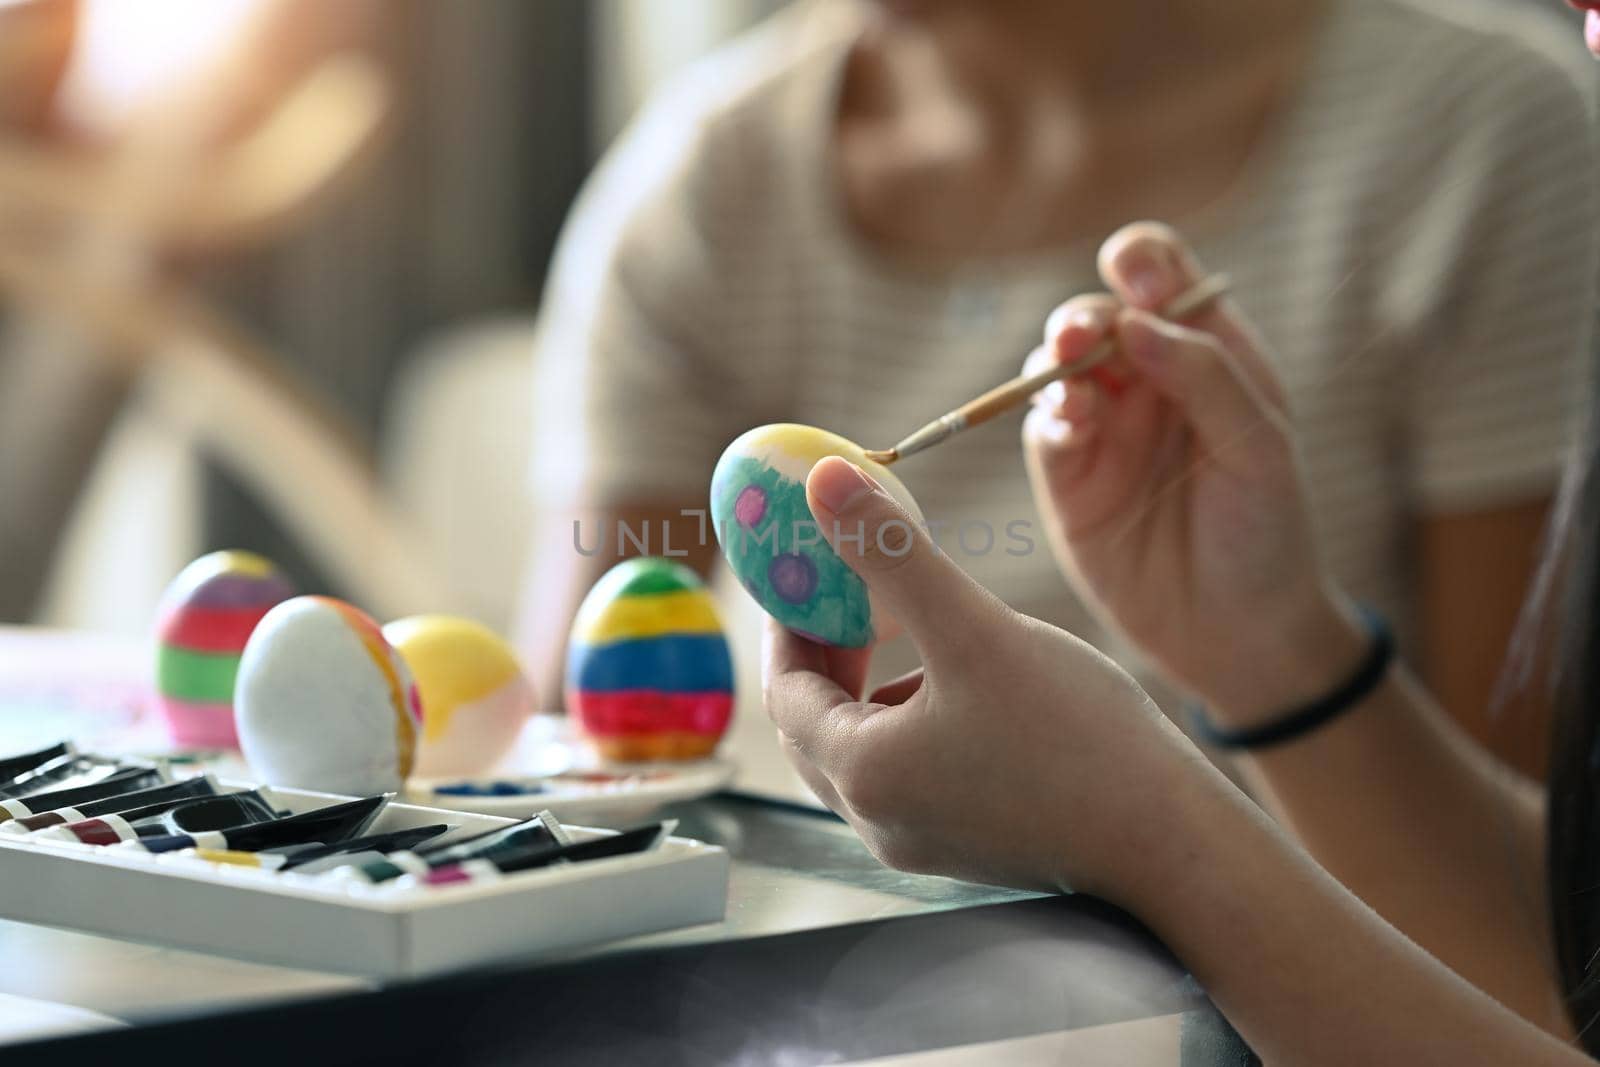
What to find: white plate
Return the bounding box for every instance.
[405,758,737,825]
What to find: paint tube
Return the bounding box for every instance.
[0,754,134,799]
[0,766,166,825]
[1,776,213,834]
[134,795,390,855]
[36,789,277,846]
[338,811,568,884]
[418,821,673,889]
[277,823,452,868]
[0,741,74,781]
[412,810,570,858]
[195,823,453,872]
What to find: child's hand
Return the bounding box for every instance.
[1023,222,1365,727]
[762,455,1220,898]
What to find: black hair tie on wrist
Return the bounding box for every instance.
[1187,606,1393,751]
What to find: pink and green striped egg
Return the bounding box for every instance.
[153,550,296,748]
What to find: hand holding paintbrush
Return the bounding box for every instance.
[863,273,1233,465]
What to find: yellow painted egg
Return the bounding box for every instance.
[236,596,421,795]
[710,423,923,648]
[383,615,533,777]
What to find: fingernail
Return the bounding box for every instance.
[811,458,878,514]
[1120,250,1172,307]
[1067,306,1107,332]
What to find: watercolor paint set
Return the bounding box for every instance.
[0,742,729,977]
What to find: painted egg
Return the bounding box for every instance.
[565,558,734,762]
[153,550,296,748]
[236,596,422,794]
[383,615,533,778]
[710,423,923,648]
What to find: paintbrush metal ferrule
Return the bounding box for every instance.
[889,412,966,463]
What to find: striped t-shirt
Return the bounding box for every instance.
[533,0,1599,695]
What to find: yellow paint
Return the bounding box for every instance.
[195,847,271,868]
[323,598,418,778]
[213,550,275,578]
[384,615,526,743]
[572,590,722,644]
[745,423,921,520]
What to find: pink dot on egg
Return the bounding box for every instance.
[734,485,767,528]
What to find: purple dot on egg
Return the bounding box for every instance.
[734,485,768,529]
[768,553,818,605]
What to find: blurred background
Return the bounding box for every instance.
[1,0,784,635]
[0,0,1592,788]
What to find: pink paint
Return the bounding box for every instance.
[734,485,767,528]
[423,864,475,886]
[156,696,241,748]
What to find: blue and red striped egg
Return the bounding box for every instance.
[565,558,733,762]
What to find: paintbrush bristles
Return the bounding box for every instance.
[868,273,1232,466]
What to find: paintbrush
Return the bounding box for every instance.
[862,273,1233,465]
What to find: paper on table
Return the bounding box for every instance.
[0,992,125,1044]
[836,1013,1184,1066]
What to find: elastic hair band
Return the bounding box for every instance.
[1188,606,1393,751]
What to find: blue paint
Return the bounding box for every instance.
[434,780,546,797]
[566,634,735,693]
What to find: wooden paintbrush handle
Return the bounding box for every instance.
[957,273,1231,430]
[875,273,1232,464]
[958,337,1118,429]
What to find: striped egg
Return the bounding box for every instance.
[565,558,733,762]
[710,423,923,648]
[153,550,296,748]
[236,596,422,794]
[383,615,533,777]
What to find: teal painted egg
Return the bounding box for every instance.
[709,424,923,648]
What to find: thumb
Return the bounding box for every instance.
[806,456,995,657]
[1118,308,1289,467]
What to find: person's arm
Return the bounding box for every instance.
[517,501,718,709]
[1216,662,1560,1031]
[1024,222,1566,1028]
[1398,29,1597,779]
[1418,501,1554,777]
[762,457,1588,1066]
[1132,762,1584,1067]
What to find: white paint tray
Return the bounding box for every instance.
[0,783,729,978]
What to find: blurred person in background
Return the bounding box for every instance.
[522,0,1598,779]
[0,0,378,622]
